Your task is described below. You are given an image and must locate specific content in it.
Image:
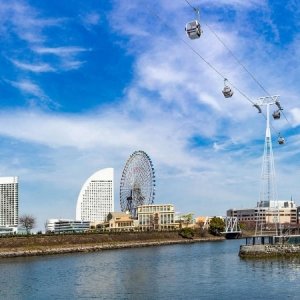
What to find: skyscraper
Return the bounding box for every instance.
[0,177,18,227]
[76,168,114,222]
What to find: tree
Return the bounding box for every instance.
[181,213,194,227]
[19,215,36,234]
[209,217,225,236]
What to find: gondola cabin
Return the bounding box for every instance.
[222,86,234,98]
[222,79,233,98]
[272,110,281,120]
[278,136,285,145]
[185,20,201,39]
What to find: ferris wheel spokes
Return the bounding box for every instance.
[120,150,156,218]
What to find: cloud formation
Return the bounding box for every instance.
[11,60,55,73]
[0,0,299,230]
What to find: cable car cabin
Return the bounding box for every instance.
[278,137,285,145]
[272,110,281,120]
[185,20,201,39]
[222,79,233,98]
[222,86,233,98]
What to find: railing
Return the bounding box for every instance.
[245,234,300,245]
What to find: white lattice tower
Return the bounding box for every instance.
[255,96,280,236]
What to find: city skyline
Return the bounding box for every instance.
[0,1,299,230]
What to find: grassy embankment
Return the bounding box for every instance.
[0,230,224,258]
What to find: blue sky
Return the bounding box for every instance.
[0,0,299,230]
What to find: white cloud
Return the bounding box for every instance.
[0,2,88,75]
[32,46,89,70]
[33,46,89,56]
[7,80,58,108]
[11,59,55,72]
[290,108,300,125]
[81,12,101,27]
[61,60,86,70]
[200,0,265,8]
[0,1,63,43]
[9,80,46,98]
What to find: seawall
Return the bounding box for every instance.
[239,244,300,258]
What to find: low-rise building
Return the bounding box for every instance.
[105,212,134,231]
[137,204,175,230]
[227,200,298,226]
[46,219,90,234]
[0,226,18,235]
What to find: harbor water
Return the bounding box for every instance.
[1,239,300,299]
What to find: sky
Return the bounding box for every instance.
[0,0,299,231]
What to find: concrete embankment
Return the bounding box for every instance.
[239,244,300,258]
[0,232,224,258]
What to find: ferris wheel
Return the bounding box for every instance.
[120,150,156,218]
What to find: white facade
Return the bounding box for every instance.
[76,168,114,222]
[260,200,297,209]
[46,219,90,233]
[227,199,298,225]
[0,226,18,235]
[137,204,175,230]
[0,177,18,227]
[46,219,59,232]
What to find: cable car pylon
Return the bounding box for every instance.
[253,95,285,146]
[254,96,284,236]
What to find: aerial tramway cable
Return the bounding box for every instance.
[147,2,289,142]
[202,15,292,128]
[150,8,256,105]
[182,0,292,138]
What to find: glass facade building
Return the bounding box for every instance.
[46,219,90,233]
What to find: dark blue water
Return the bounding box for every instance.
[0,240,300,299]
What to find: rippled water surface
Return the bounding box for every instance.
[1,240,300,299]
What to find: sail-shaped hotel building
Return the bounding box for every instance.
[76,168,114,223]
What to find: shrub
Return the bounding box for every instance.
[179,227,194,239]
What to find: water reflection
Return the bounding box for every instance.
[0,240,300,299]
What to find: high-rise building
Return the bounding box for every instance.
[0,177,18,227]
[76,168,114,223]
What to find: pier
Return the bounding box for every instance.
[239,235,300,258]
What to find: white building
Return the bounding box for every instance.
[0,177,18,227]
[46,219,90,234]
[227,200,298,225]
[137,204,175,230]
[76,168,114,223]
